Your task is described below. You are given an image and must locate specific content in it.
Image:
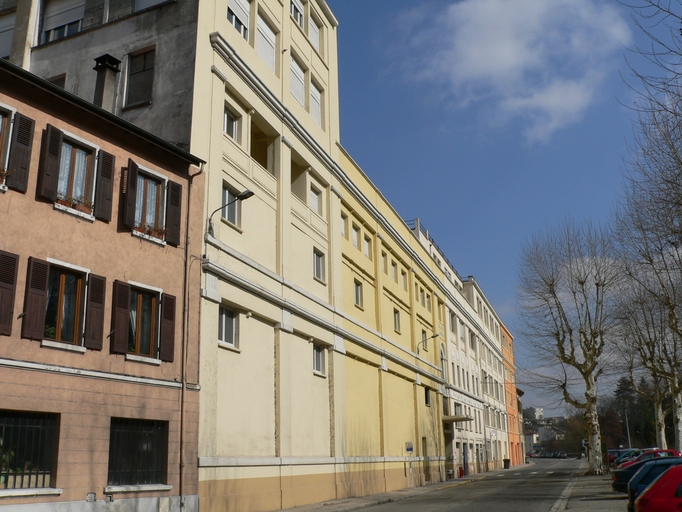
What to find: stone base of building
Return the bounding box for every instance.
[0,495,198,512]
[199,460,445,512]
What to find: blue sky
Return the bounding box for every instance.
[327,0,646,413]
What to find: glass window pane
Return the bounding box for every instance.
[44,270,61,340]
[72,147,89,202]
[60,273,79,343]
[145,180,158,228]
[135,175,145,227]
[139,293,154,356]
[58,141,72,198]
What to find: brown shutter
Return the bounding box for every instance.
[94,151,115,222]
[38,124,63,202]
[21,257,50,340]
[159,293,176,362]
[0,251,19,336]
[110,280,130,354]
[5,113,35,193]
[83,274,106,350]
[123,158,139,229]
[165,181,182,246]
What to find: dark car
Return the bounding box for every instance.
[610,448,634,467]
[627,457,682,512]
[616,449,646,467]
[613,459,660,492]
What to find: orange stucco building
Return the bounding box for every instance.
[501,323,523,466]
[0,58,204,511]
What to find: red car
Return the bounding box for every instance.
[620,450,681,469]
[635,464,682,511]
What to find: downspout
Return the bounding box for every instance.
[180,161,205,507]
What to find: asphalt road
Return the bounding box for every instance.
[362,458,584,512]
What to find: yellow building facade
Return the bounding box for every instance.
[189,1,517,510]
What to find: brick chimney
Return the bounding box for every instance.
[93,54,121,112]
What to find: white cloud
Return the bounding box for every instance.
[396,0,632,142]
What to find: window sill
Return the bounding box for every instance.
[313,276,326,286]
[218,341,240,353]
[132,230,166,246]
[313,370,326,379]
[53,202,95,222]
[122,100,152,112]
[41,339,87,353]
[220,217,243,233]
[354,304,364,311]
[125,353,161,365]
[0,488,63,498]
[104,484,172,494]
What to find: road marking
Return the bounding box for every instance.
[514,473,521,475]
[549,479,576,512]
[531,471,538,474]
[547,471,554,474]
[497,474,506,476]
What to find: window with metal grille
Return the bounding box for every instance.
[107,418,167,486]
[0,410,58,489]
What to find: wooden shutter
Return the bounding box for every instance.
[110,280,130,354]
[0,251,19,336]
[164,181,182,246]
[5,113,35,193]
[83,274,106,350]
[159,293,176,362]
[21,257,49,340]
[94,151,115,222]
[123,158,139,229]
[38,124,63,202]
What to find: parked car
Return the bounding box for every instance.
[635,464,682,511]
[616,449,646,467]
[620,450,681,469]
[610,448,635,467]
[627,458,682,512]
[558,452,568,459]
[614,459,661,493]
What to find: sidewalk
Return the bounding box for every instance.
[562,473,627,511]
[281,472,491,512]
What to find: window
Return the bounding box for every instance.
[224,107,240,141]
[401,270,407,290]
[313,343,325,374]
[363,235,371,259]
[110,280,178,363]
[391,261,397,282]
[0,109,9,174]
[421,329,427,350]
[311,82,322,125]
[218,306,237,347]
[426,293,431,312]
[44,266,84,344]
[0,13,15,59]
[393,308,400,332]
[128,287,157,357]
[310,185,321,214]
[228,0,249,40]
[42,0,84,44]
[381,252,387,273]
[352,224,360,248]
[56,138,94,210]
[222,185,240,226]
[127,49,155,107]
[424,387,431,407]
[309,15,321,51]
[290,56,305,106]
[134,172,164,237]
[108,418,167,486]
[291,0,304,27]
[341,213,347,238]
[354,279,362,307]
[257,15,276,72]
[313,248,325,282]
[0,410,57,489]
[419,287,425,307]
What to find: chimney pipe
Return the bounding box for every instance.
[93,54,121,112]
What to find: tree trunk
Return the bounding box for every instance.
[584,379,604,474]
[655,400,667,450]
[673,390,682,451]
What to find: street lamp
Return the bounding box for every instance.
[207,189,254,236]
[417,333,440,354]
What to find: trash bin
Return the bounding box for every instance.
[503,458,510,469]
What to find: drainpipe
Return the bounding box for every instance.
[180,162,204,508]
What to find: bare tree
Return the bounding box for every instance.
[615,98,682,449]
[614,282,672,449]
[518,222,621,474]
